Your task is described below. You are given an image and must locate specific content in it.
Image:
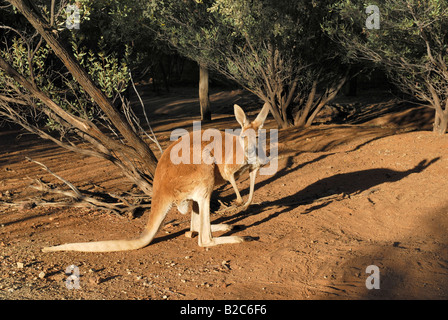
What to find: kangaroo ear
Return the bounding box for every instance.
[252,103,270,129]
[234,104,247,128]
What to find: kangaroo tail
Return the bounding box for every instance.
[41,230,155,253]
[42,199,171,253]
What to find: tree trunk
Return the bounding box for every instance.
[433,109,448,135]
[199,64,211,122]
[0,56,154,196]
[7,0,158,181]
[296,75,347,128]
[262,100,289,129]
[294,80,318,127]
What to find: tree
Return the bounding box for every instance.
[147,0,348,129]
[199,64,212,122]
[327,0,448,134]
[78,0,179,90]
[0,0,160,212]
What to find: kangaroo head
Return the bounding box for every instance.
[234,103,270,163]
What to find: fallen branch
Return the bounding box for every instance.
[25,157,151,216]
[26,157,81,197]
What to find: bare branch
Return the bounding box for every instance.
[26,157,151,215]
[26,157,82,198]
[129,71,163,155]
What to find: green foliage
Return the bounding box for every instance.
[327,0,448,94]
[326,0,448,132]
[76,0,172,83]
[71,34,131,99]
[0,0,133,131]
[147,0,348,127]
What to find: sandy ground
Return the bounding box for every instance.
[1,87,447,300]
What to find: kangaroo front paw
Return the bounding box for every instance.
[211,224,233,232]
[200,235,256,247]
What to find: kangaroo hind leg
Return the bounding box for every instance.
[196,195,249,247]
[186,200,232,239]
[185,201,200,238]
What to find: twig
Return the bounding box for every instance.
[217,199,230,209]
[26,157,151,215]
[129,71,163,155]
[26,156,82,197]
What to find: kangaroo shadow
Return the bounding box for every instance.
[285,158,440,207]
[214,152,335,207]
[216,157,440,234]
[214,128,400,208]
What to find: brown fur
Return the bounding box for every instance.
[42,104,269,252]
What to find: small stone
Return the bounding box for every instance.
[17,262,24,269]
[22,202,36,210]
[89,276,101,285]
[38,271,46,279]
[185,231,198,238]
